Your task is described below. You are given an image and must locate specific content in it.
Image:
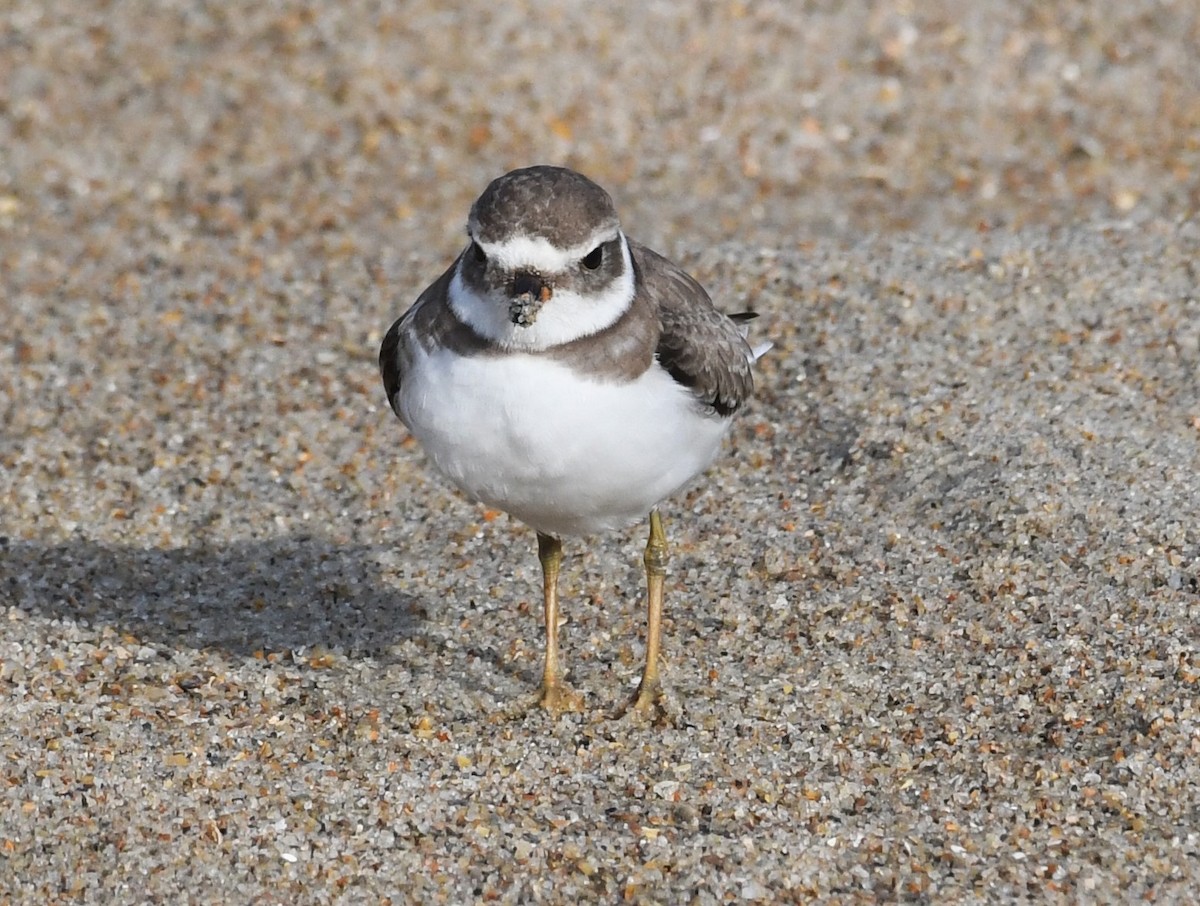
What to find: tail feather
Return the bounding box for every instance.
[729,311,773,362]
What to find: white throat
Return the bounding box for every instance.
[447,234,636,351]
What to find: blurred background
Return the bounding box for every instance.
[3,0,1197,274]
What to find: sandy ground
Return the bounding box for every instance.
[2,1,1199,902]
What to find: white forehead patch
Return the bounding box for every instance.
[476,229,621,274]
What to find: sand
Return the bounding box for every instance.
[2,1,1198,901]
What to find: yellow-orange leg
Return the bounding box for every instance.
[628,509,668,713]
[535,532,582,713]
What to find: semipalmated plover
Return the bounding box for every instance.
[380,165,768,717]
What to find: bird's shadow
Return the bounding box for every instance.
[0,535,426,662]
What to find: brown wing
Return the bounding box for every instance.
[378,258,460,421]
[378,318,406,420]
[630,241,756,417]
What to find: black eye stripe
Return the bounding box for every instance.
[472,242,487,264]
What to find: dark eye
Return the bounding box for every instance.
[582,246,603,270]
[471,242,487,265]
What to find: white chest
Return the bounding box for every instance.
[397,346,730,536]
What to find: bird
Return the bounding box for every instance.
[379,165,769,718]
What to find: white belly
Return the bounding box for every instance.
[398,347,731,536]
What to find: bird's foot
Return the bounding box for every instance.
[537,679,585,715]
[612,675,681,727]
[494,678,584,722]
